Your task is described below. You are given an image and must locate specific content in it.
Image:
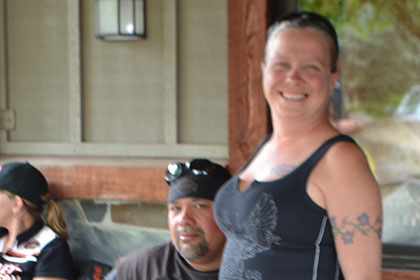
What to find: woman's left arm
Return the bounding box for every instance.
[317,141,382,280]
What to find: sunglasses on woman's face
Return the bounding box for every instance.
[164,160,209,185]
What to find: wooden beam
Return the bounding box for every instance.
[41,165,167,201]
[0,157,169,202]
[227,0,270,173]
[383,269,420,280]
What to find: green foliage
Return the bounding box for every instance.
[298,0,344,29]
[299,0,420,119]
[346,91,404,119]
[299,0,393,40]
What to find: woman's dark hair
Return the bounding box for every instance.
[265,11,339,72]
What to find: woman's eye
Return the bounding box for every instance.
[276,62,288,68]
[306,65,320,71]
[306,63,327,72]
[270,61,288,70]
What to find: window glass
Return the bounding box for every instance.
[299,0,420,250]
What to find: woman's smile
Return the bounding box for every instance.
[280,90,308,100]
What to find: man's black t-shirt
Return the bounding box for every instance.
[116,242,219,280]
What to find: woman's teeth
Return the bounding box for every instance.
[281,91,307,100]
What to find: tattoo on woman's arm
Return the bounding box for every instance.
[329,213,382,245]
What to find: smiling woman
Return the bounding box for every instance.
[214,10,382,280]
[262,26,338,121]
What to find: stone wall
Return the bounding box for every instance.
[58,199,170,277]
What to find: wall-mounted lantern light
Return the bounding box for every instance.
[95,0,146,41]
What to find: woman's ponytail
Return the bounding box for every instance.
[42,193,69,239]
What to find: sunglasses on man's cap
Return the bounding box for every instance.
[164,159,211,185]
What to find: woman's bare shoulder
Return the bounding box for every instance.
[314,138,379,197]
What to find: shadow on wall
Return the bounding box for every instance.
[58,200,170,279]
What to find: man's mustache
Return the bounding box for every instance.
[176,225,204,237]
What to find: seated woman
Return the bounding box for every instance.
[0,161,75,280]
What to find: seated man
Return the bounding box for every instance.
[111,158,231,280]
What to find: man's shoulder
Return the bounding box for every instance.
[117,242,174,270]
[116,242,177,279]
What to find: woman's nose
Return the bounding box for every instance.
[286,68,302,83]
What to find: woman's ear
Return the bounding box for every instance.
[11,195,25,214]
[330,55,343,90]
[261,62,268,81]
[330,71,340,91]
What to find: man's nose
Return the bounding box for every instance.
[178,207,195,225]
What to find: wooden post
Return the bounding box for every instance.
[227,0,270,173]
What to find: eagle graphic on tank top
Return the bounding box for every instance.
[218,192,282,280]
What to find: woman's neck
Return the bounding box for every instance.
[3,213,36,251]
[271,113,333,139]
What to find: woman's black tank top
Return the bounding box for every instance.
[214,134,355,280]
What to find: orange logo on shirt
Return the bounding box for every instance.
[92,265,103,280]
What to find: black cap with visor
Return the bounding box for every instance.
[165,159,231,203]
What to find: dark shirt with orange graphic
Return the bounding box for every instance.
[0,219,75,280]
